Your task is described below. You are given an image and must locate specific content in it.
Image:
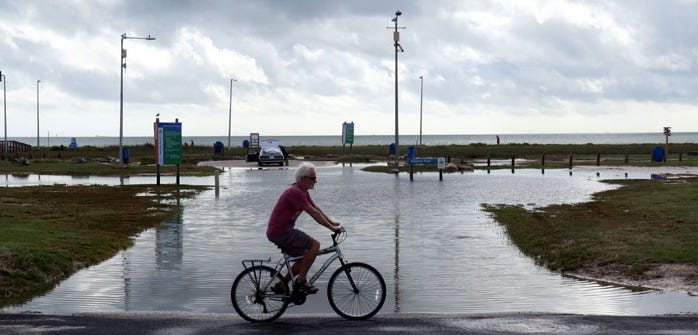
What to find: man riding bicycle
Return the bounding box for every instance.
[266,162,343,294]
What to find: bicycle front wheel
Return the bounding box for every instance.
[231,265,289,322]
[327,262,386,320]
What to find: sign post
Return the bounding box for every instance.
[154,118,183,185]
[407,155,446,181]
[342,122,354,154]
[663,126,671,162]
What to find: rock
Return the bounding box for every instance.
[14,157,30,166]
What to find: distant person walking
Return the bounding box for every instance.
[496,135,500,145]
[279,145,289,166]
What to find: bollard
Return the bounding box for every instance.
[439,169,443,181]
[487,154,491,174]
[569,154,573,169]
[410,164,414,181]
[215,171,220,198]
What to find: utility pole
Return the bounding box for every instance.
[1,71,6,156]
[387,10,405,168]
[419,75,423,146]
[228,78,237,148]
[120,33,156,164]
[36,80,41,147]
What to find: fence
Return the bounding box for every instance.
[1,140,33,153]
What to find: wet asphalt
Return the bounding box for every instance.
[1,312,697,334]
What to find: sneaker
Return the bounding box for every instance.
[293,279,318,294]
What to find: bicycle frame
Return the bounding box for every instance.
[241,233,349,295]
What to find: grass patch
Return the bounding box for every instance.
[0,184,207,307]
[483,177,698,277]
[3,143,698,177]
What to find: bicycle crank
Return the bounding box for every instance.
[291,290,307,305]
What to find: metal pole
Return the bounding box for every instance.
[228,78,236,148]
[391,11,403,168]
[394,32,399,168]
[36,80,41,147]
[2,72,6,156]
[119,33,156,164]
[119,34,125,164]
[419,75,423,146]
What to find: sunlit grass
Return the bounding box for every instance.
[483,177,698,275]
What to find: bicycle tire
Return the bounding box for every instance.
[231,265,289,322]
[327,262,386,320]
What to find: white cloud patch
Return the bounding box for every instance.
[2,0,698,137]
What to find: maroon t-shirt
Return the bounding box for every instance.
[266,183,316,238]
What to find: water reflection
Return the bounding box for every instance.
[3,167,697,315]
[155,212,184,271]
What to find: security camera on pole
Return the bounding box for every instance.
[120,33,156,164]
[387,10,405,169]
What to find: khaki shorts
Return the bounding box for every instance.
[268,228,313,257]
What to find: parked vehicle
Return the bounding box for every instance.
[258,146,285,166]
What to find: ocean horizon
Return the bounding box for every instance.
[4,132,698,148]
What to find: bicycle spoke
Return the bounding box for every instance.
[232,266,289,322]
[328,263,386,320]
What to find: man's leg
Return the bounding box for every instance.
[296,239,320,283]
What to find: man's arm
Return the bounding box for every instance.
[303,204,341,232]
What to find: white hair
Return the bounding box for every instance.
[295,162,316,182]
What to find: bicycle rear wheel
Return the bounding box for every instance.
[231,265,289,322]
[327,262,386,320]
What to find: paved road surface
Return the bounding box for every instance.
[1,312,697,334]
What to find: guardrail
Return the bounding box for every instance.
[1,140,33,154]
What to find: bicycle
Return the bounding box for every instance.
[231,230,386,322]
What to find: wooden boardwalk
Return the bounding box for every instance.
[1,140,33,154]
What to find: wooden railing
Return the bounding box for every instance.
[0,140,33,153]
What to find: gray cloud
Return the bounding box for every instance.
[2,0,698,137]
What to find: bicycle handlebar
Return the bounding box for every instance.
[331,227,347,245]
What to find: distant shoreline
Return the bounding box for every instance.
[5,132,698,147]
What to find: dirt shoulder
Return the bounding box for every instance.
[568,264,698,295]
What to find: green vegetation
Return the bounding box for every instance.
[0,184,207,307]
[483,177,698,277]
[3,143,698,176]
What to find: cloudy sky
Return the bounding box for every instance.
[2,0,698,138]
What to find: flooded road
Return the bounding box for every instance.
[3,166,697,315]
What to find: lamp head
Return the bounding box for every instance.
[395,10,402,16]
[146,35,156,40]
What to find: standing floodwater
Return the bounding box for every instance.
[4,166,697,315]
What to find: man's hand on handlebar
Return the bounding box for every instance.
[330,224,343,233]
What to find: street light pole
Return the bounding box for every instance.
[228,78,237,148]
[1,71,6,156]
[388,10,405,168]
[419,75,423,146]
[120,33,155,164]
[36,80,41,147]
